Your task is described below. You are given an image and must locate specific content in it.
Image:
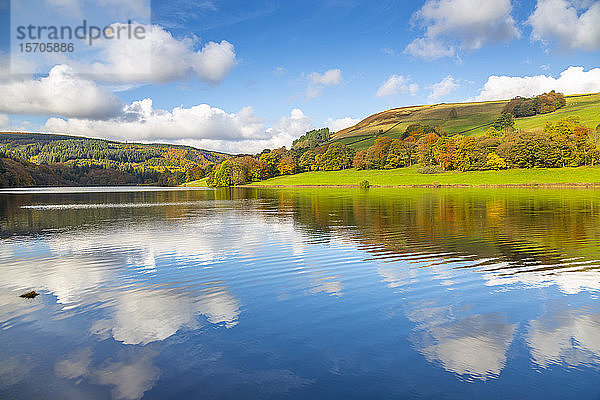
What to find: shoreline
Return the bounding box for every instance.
[243,182,600,189]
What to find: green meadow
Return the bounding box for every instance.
[240,166,600,187]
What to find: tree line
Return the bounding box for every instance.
[0,133,227,186]
[207,113,600,187]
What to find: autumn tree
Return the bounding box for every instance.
[417,133,440,166]
[313,142,354,171]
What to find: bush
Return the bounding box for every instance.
[359,180,370,189]
[417,165,444,174]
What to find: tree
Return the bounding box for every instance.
[313,142,354,171]
[485,127,503,138]
[258,148,285,178]
[486,153,507,170]
[434,136,456,170]
[589,124,600,166]
[493,113,515,133]
[277,154,298,175]
[292,128,331,149]
[417,133,440,166]
[207,160,231,187]
[454,136,475,171]
[298,150,317,172]
[365,137,392,169]
[353,150,369,170]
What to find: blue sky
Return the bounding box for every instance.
[0,0,599,153]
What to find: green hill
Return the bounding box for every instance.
[332,93,600,151]
[0,132,230,187]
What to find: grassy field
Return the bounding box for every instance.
[331,93,600,151]
[246,166,600,187]
[181,177,209,187]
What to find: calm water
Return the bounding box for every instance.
[1,187,600,399]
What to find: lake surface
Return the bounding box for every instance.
[1,187,600,399]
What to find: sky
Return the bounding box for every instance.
[0,0,599,153]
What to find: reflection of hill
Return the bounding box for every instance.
[243,188,600,282]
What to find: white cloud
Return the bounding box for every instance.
[305,69,342,99]
[405,0,520,59]
[308,69,343,86]
[0,65,122,119]
[81,24,236,84]
[528,0,600,51]
[43,99,265,142]
[429,75,459,100]
[324,117,360,133]
[404,38,456,60]
[375,75,419,97]
[305,85,324,99]
[476,66,600,100]
[263,108,313,149]
[43,103,312,154]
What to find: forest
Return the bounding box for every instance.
[0,132,228,187]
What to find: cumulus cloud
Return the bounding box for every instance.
[528,0,600,51]
[43,99,264,142]
[429,75,459,100]
[305,69,343,99]
[405,0,520,59]
[43,103,312,154]
[0,65,122,119]
[263,108,313,146]
[80,24,236,84]
[183,108,312,153]
[324,117,360,133]
[476,66,600,100]
[375,75,419,97]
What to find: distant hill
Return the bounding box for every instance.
[332,93,600,151]
[0,132,230,187]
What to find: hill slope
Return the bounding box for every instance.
[333,93,600,151]
[0,132,230,187]
[0,132,228,171]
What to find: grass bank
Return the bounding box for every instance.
[246,166,600,187]
[181,177,209,187]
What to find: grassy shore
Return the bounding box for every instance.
[244,166,600,187]
[181,177,209,187]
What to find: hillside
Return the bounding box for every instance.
[0,132,230,187]
[333,93,600,150]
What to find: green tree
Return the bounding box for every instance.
[486,153,507,170]
[493,113,515,133]
[313,143,354,171]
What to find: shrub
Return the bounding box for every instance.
[417,165,444,174]
[486,153,508,170]
[359,180,370,189]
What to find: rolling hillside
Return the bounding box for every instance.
[0,132,228,172]
[0,132,230,187]
[333,93,600,151]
